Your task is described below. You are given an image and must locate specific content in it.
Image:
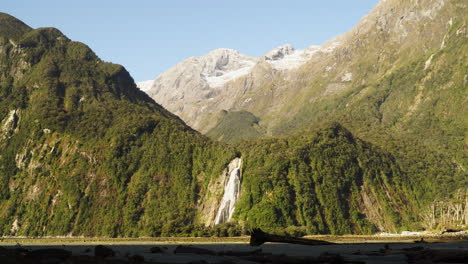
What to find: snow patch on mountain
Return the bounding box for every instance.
[263,44,321,70]
[136,80,155,91]
[142,44,322,130]
[200,49,257,87]
[197,44,323,85]
[203,62,255,88]
[263,44,296,60]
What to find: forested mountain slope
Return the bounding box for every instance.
[0,12,236,236]
[147,0,468,219]
[206,0,466,158]
[140,1,466,189]
[0,9,465,237]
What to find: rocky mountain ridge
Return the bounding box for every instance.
[139,0,467,151]
[138,43,324,130]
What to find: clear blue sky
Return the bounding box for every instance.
[3,0,380,82]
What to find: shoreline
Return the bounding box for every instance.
[1,231,467,245]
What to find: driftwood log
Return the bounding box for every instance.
[250,228,336,246]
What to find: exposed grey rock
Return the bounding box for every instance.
[263,44,295,60]
[1,109,20,139]
[141,44,319,133]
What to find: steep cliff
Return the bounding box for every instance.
[0,12,237,237]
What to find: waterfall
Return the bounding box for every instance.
[214,157,242,225]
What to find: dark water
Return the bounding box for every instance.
[1,241,468,263]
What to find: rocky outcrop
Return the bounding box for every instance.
[1,109,20,140]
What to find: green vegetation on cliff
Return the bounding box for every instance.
[0,10,464,238]
[0,13,236,237]
[235,123,417,235]
[206,110,265,143]
[202,0,467,228]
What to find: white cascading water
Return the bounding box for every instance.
[214,158,242,225]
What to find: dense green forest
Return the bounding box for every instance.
[235,123,418,235]
[0,13,237,237]
[0,12,465,237]
[206,110,265,144]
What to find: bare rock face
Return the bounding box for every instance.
[1,109,20,140]
[139,49,256,129]
[144,49,255,115]
[263,44,296,61]
[141,44,320,132]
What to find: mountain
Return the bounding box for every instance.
[139,44,321,132]
[0,12,440,237]
[140,0,467,230]
[0,3,467,237]
[143,0,466,154]
[225,0,468,207]
[0,12,239,236]
[137,48,255,127]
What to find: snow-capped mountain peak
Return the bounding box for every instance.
[263,44,321,70]
[140,43,321,128]
[263,44,296,61]
[199,48,257,88]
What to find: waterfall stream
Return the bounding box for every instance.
[214,157,242,225]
